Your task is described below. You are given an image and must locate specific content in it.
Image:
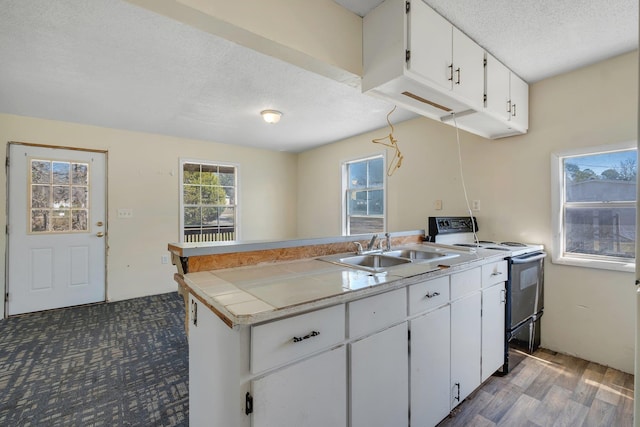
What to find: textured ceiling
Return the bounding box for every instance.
[0,0,637,153]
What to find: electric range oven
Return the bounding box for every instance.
[427,216,546,374]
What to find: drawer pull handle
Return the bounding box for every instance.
[292,330,320,343]
[425,291,440,299]
[491,271,503,276]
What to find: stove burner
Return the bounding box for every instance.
[500,242,526,247]
[478,240,495,244]
[454,243,481,248]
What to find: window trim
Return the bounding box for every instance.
[341,153,387,236]
[550,141,636,272]
[179,158,240,243]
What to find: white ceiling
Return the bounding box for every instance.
[0,1,637,153]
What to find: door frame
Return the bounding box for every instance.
[4,141,109,318]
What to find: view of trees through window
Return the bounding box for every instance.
[563,149,636,259]
[182,162,236,242]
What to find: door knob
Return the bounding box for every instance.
[96,232,105,238]
[96,221,104,227]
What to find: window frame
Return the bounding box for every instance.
[179,158,240,243]
[341,153,387,236]
[550,141,637,272]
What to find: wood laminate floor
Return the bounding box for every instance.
[438,348,634,427]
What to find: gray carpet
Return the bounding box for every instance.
[0,292,189,426]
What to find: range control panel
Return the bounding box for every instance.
[428,216,478,235]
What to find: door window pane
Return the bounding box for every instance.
[29,159,89,233]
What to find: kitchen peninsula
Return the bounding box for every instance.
[168,231,509,427]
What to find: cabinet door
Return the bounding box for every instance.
[451,27,485,108]
[351,322,409,427]
[408,0,452,91]
[410,305,451,427]
[485,53,510,120]
[450,291,481,409]
[189,295,242,427]
[509,72,529,130]
[252,346,347,427]
[482,283,506,382]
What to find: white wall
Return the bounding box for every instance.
[297,51,638,373]
[0,114,298,318]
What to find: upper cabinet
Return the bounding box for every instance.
[363,0,529,139]
[408,2,484,109]
[485,54,529,134]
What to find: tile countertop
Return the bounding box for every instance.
[180,244,507,328]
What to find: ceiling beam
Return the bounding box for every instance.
[125,0,363,87]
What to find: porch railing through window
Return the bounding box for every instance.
[184,226,235,242]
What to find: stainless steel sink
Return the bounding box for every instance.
[319,246,459,273]
[384,249,458,261]
[337,254,412,268]
[319,253,411,273]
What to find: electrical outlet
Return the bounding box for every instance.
[117,208,133,218]
[434,199,443,210]
[472,200,481,211]
[161,255,170,265]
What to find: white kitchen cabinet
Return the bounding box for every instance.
[251,345,347,427]
[363,0,528,139]
[482,282,506,382]
[509,72,529,130]
[410,304,451,427]
[407,0,484,109]
[485,53,529,132]
[188,295,246,427]
[450,267,481,409]
[350,322,409,427]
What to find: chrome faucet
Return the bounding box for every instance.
[366,234,378,251]
[384,232,391,251]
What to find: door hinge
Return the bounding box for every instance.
[405,1,410,13]
[405,49,411,62]
[245,392,254,415]
[408,329,411,341]
[5,292,8,302]
[191,300,198,327]
[483,58,487,67]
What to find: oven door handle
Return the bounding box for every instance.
[511,251,547,264]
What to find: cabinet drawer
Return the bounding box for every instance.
[482,260,508,288]
[408,276,449,315]
[251,304,345,374]
[450,267,481,300]
[349,288,406,338]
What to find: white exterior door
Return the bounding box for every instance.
[7,144,106,315]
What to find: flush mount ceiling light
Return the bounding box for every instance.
[260,109,282,124]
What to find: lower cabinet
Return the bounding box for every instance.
[251,345,347,427]
[482,282,506,381]
[450,291,481,409]
[188,261,507,427]
[350,322,409,427]
[410,304,451,427]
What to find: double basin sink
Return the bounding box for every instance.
[320,247,459,273]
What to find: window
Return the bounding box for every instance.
[180,160,237,242]
[30,159,89,233]
[551,142,637,272]
[343,155,385,235]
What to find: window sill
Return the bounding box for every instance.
[551,255,635,273]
